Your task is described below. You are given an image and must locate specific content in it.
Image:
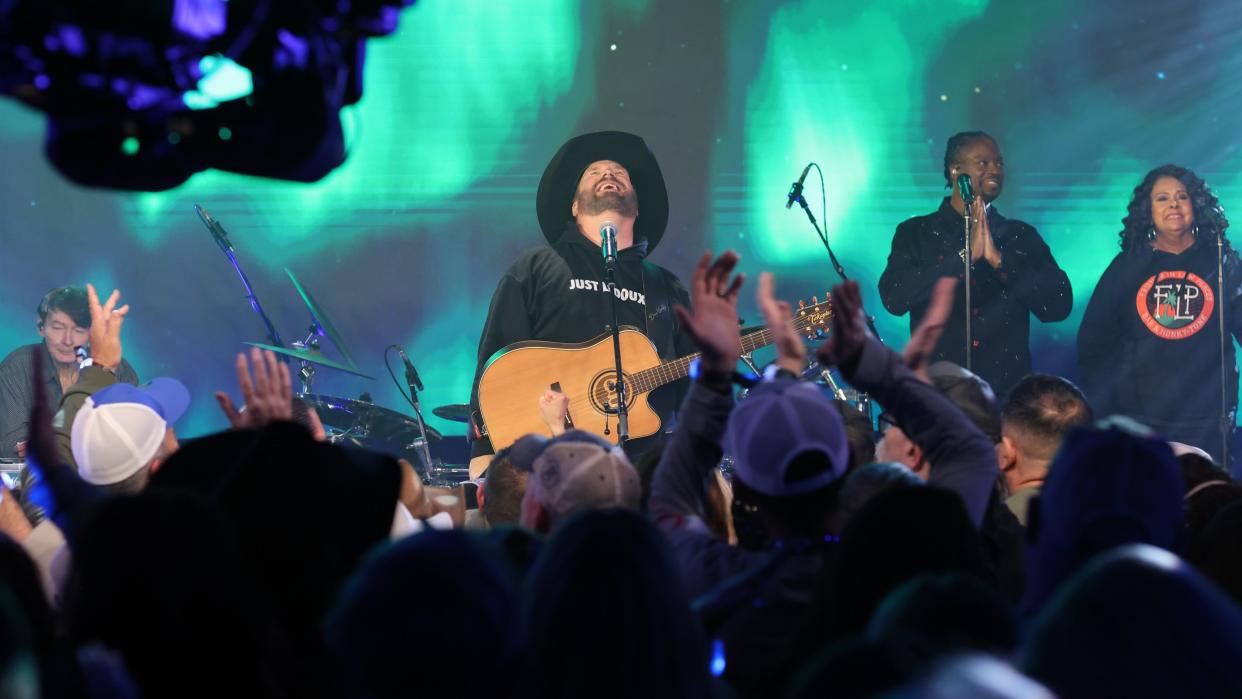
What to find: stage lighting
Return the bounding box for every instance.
[0,0,416,191]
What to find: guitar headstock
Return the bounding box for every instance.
[796,293,833,340]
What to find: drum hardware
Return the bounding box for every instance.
[201,205,372,389]
[197,205,285,349]
[247,341,375,382]
[802,360,872,419]
[392,345,436,485]
[810,361,849,401]
[299,391,450,469]
[738,351,762,377]
[736,324,765,378]
[432,403,471,423]
[198,206,469,483]
[425,405,473,485]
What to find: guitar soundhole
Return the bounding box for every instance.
[589,370,635,414]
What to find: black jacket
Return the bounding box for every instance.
[648,335,999,695]
[468,227,695,457]
[0,343,138,458]
[1078,238,1242,429]
[878,198,1072,397]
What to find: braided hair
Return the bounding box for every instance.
[942,131,996,187]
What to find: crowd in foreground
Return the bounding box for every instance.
[3,254,1242,699]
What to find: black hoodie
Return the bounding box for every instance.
[468,226,695,457]
[1078,238,1242,432]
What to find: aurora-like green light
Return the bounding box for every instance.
[6,0,1242,447]
[723,1,988,269]
[107,0,587,437]
[117,0,585,267]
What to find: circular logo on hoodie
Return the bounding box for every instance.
[1135,270,1214,339]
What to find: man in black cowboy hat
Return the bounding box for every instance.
[467,131,697,465]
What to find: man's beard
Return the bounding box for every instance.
[575,188,638,217]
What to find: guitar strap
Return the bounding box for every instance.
[642,260,676,360]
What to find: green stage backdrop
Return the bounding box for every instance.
[2,0,1240,447]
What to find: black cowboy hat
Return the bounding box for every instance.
[536,130,669,252]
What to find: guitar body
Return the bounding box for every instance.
[477,328,665,454]
[471,294,833,478]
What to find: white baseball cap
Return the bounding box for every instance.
[71,378,189,485]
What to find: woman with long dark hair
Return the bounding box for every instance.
[1077,164,1241,464]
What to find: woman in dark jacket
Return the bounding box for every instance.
[1078,164,1242,465]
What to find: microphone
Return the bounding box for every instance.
[785,163,813,209]
[600,220,618,267]
[195,204,234,252]
[956,173,974,204]
[396,346,424,392]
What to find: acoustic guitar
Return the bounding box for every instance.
[473,296,833,474]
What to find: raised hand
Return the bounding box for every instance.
[0,486,32,542]
[23,353,87,538]
[815,280,869,369]
[903,277,958,382]
[86,283,129,370]
[757,272,806,374]
[25,357,60,492]
[215,348,293,429]
[673,251,745,373]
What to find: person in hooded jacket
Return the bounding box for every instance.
[1077,164,1242,466]
[467,132,697,468]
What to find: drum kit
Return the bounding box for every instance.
[243,284,474,485]
[201,206,473,486]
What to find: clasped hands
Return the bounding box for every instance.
[968,195,1003,268]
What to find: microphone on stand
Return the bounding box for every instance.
[786,163,813,209]
[194,204,234,252]
[600,220,618,268]
[393,345,435,475]
[396,346,424,392]
[956,173,974,204]
[956,172,976,371]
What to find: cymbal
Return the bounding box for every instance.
[432,403,471,423]
[245,342,375,379]
[285,267,361,371]
[300,393,441,443]
[299,392,443,474]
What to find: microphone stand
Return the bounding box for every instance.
[789,186,884,343]
[405,368,437,476]
[1216,222,1232,469]
[195,205,285,349]
[963,197,973,372]
[602,234,629,446]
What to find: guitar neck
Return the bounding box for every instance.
[630,310,834,394]
[629,324,810,395]
[629,299,832,394]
